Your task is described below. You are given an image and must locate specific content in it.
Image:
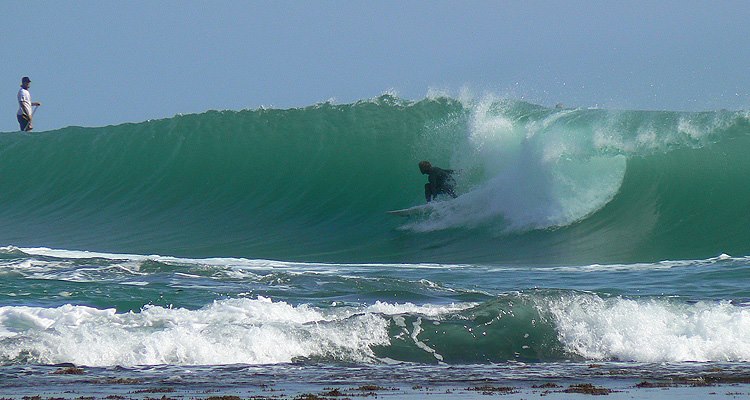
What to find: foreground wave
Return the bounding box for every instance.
[1,96,750,264]
[1,247,749,366]
[2,292,748,366]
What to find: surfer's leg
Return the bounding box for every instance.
[435,184,457,199]
[425,183,432,202]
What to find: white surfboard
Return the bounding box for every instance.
[386,204,434,217]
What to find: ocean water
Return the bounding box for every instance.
[1,95,749,396]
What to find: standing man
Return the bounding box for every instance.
[17,76,41,131]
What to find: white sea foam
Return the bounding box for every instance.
[0,297,473,367]
[544,294,750,362]
[6,245,747,277]
[367,300,473,317]
[2,246,479,275]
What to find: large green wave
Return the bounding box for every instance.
[1,96,749,264]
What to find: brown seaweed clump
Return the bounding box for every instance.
[51,366,85,375]
[467,385,518,394]
[563,383,613,395]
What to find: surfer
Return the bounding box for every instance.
[419,161,457,203]
[17,76,41,131]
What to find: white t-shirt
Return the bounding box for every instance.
[17,87,32,117]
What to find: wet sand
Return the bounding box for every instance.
[3,368,750,400]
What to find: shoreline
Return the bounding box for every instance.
[3,364,750,400]
[4,382,750,400]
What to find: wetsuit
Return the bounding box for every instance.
[425,167,457,202]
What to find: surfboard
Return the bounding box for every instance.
[386,204,433,217]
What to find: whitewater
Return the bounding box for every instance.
[1,95,750,397]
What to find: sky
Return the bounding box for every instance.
[2,0,750,132]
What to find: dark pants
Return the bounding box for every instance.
[17,114,31,131]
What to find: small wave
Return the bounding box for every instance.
[2,290,748,366]
[0,297,474,366]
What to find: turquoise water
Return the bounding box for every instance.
[1,96,749,394]
[2,96,750,263]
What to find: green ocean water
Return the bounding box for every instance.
[1,95,749,264]
[1,97,750,395]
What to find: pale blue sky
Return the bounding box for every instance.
[2,1,750,132]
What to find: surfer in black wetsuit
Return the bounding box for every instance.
[419,161,457,203]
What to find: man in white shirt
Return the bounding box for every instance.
[17,76,41,131]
